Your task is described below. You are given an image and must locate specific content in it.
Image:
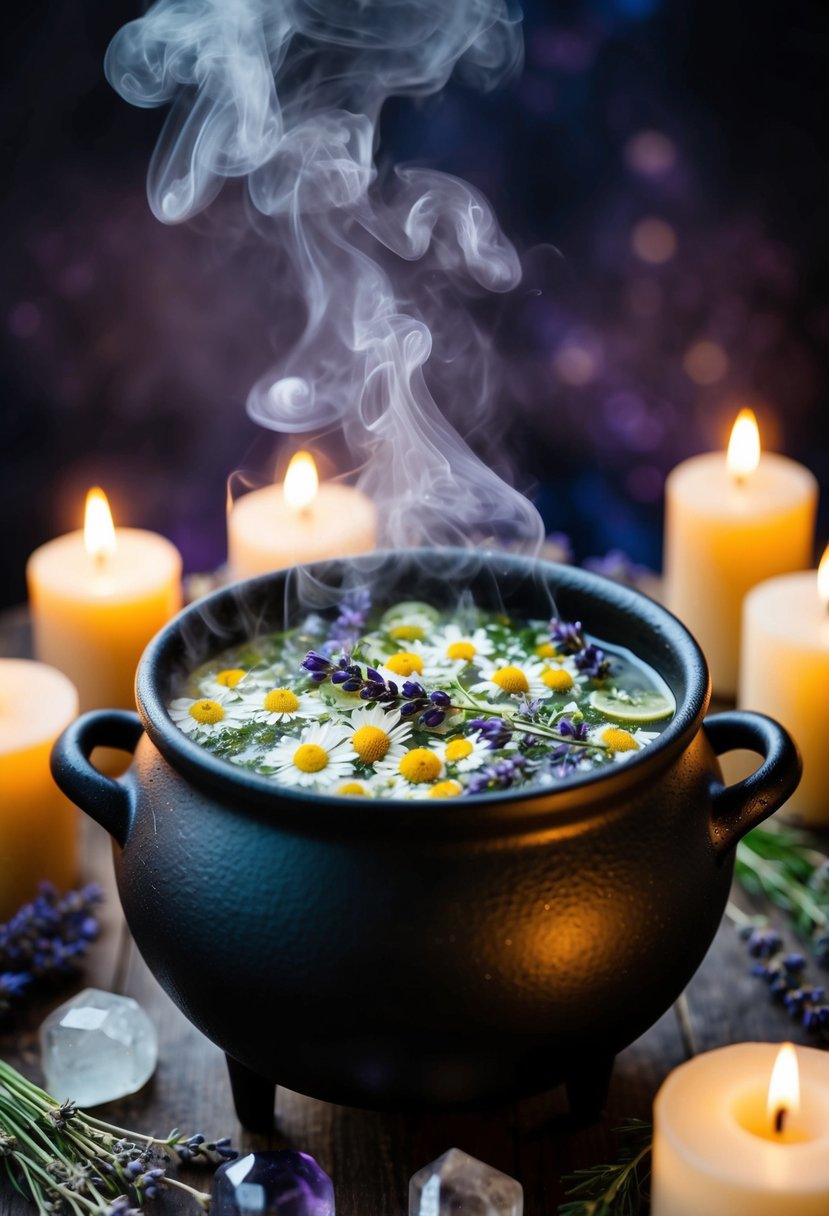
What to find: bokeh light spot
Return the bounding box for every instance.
[631,217,677,264]
[624,130,677,178]
[8,302,41,339]
[683,339,729,386]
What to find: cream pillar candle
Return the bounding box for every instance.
[652,1043,829,1216]
[27,488,182,712]
[737,550,829,826]
[227,451,377,580]
[663,410,817,696]
[0,660,79,920]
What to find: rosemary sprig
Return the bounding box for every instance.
[558,1119,652,1216]
[0,1058,236,1215]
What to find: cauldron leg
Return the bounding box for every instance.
[225,1054,275,1132]
[564,1053,615,1128]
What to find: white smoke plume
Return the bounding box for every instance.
[106,0,544,551]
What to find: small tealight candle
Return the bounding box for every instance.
[737,545,829,826]
[27,488,182,712]
[227,451,377,580]
[652,1042,829,1216]
[663,410,818,696]
[0,660,79,920]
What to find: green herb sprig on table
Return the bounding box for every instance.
[0,1059,235,1215]
[735,824,829,962]
[558,1119,652,1216]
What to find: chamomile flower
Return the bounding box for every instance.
[424,625,495,671]
[469,660,550,703]
[342,703,412,768]
[263,721,355,788]
[242,685,319,725]
[432,732,491,772]
[168,691,249,735]
[592,724,659,759]
[332,779,375,797]
[376,746,445,787]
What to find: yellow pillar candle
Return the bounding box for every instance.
[227,451,377,580]
[27,488,182,712]
[652,1043,829,1216]
[663,410,817,696]
[0,660,79,921]
[737,549,829,826]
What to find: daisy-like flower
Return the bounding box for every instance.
[169,691,249,735]
[592,724,660,759]
[377,746,445,787]
[332,779,374,797]
[423,625,495,671]
[241,685,319,725]
[263,721,355,788]
[469,660,550,703]
[342,703,412,768]
[432,732,491,772]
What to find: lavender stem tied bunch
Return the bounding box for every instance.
[0,1058,237,1216]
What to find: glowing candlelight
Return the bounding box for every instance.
[652,1043,829,1216]
[726,408,761,484]
[227,451,377,580]
[664,409,817,695]
[739,542,829,826]
[27,490,181,713]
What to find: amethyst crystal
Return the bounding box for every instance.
[212,1151,335,1216]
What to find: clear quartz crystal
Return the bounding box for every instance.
[409,1148,523,1216]
[39,988,158,1106]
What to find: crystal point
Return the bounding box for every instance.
[39,987,158,1107]
[409,1148,523,1216]
[213,1151,335,1216]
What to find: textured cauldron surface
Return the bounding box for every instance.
[53,550,801,1112]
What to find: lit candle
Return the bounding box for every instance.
[737,545,829,826]
[663,410,818,696]
[27,488,182,712]
[227,451,377,580]
[0,660,79,920]
[652,1042,829,1216]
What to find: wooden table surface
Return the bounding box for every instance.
[0,607,822,1215]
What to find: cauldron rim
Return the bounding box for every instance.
[135,547,710,827]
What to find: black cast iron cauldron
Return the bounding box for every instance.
[52,550,800,1130]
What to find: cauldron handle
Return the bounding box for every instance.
[704,710,801,856]
[51,710,143,848]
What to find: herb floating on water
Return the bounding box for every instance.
[558,1119,652,1216]
[168,599,676,799]
[0,1059,236,1215]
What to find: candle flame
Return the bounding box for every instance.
[767,1043,800,1134]
[818,545,829,609]
[84,487,117,563]
[726,408,761,481]
[283,451,319,513]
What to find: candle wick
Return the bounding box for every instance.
[93,550,109,572]
[774,1105,787,1135]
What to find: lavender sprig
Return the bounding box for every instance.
[302,652,452,727]
[466,756,529,794]
[0,1059,237,1216]
[741,931,829,1040]
[549,618,611,680]
[322,587,371,655]
[0,883,103,1018]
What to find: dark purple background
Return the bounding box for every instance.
[2,0,828,608]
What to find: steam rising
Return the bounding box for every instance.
[106,0,544,551]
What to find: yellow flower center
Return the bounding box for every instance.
[189,700,225,725]
[352,724,391,763]
[428,780,463,799]
[542,669,574,692]
[338,782,367,796]
[446,640,476,661]
[385,652,424,677]
[389,624,425,641]
[293,743,330,773]
[491,666,529,695]
[535,642,557,659]
[602,727,639,752]
[216,669,246,688]
[263,688,300,714]
[445,738,474,762]
[398,748,442,783]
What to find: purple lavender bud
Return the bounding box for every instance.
[420,708,446,728]
[302,651,332,673]
[365,667,382,684]
[399,702,420,717]
[331,670,350,684]
[429,690,451,707]
[783,954,807,973]
[747,928,783,959]
[341,679,362,693]
[401,681,425,699]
